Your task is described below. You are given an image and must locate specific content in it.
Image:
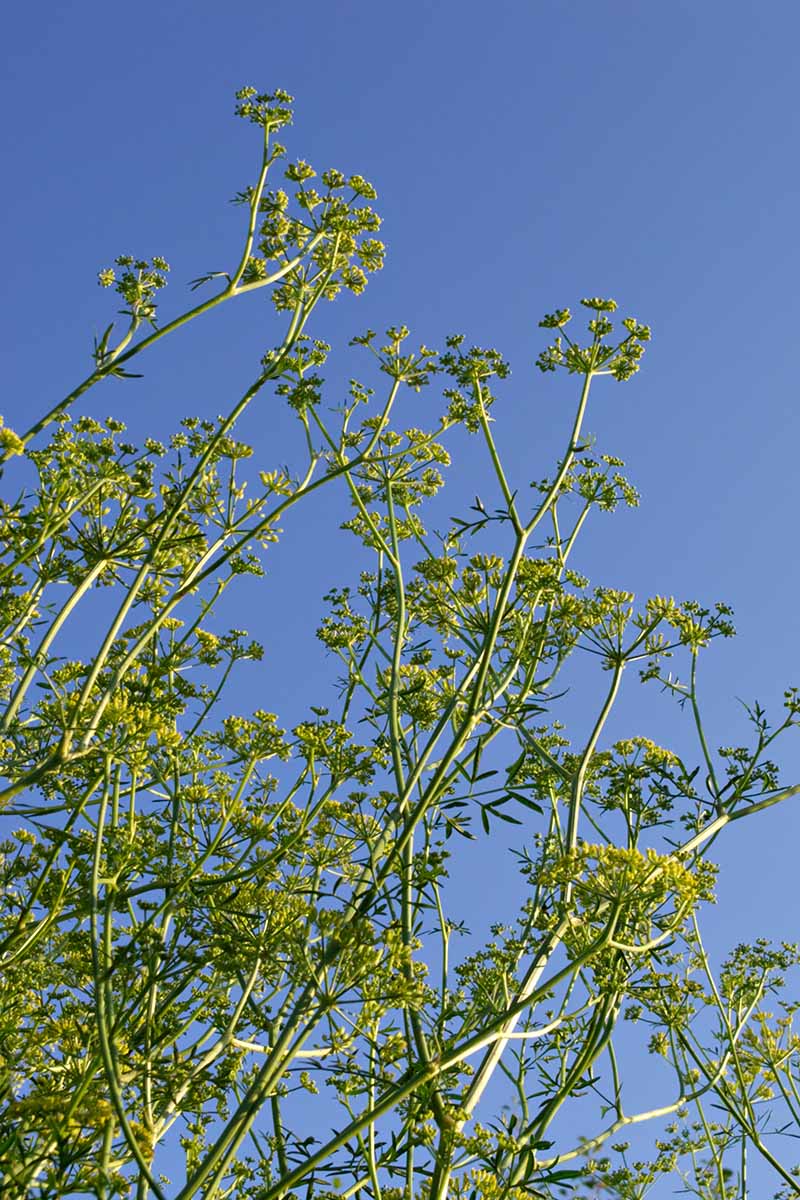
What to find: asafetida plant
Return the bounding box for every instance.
[1,87,799,1200]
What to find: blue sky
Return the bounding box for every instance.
[4,0,800,1190]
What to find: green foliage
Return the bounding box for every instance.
[1,88,799,1200]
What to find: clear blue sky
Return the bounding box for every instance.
[3,0,800,1190]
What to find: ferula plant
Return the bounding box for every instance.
[1,87,799,1200]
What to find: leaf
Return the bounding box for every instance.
[109,366,144,380]
[482,800,523,826]
[189,269,231,291]
[489,808,523,826]
[94,320,115,363]
[507,790,544,813]
[506,748,526,785]
[542,1168,583,1182]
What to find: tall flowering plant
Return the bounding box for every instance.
[1,90,798,1200]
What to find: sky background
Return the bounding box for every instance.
[3,0,800,1192]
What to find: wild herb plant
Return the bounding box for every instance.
[1,88,798,1200]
